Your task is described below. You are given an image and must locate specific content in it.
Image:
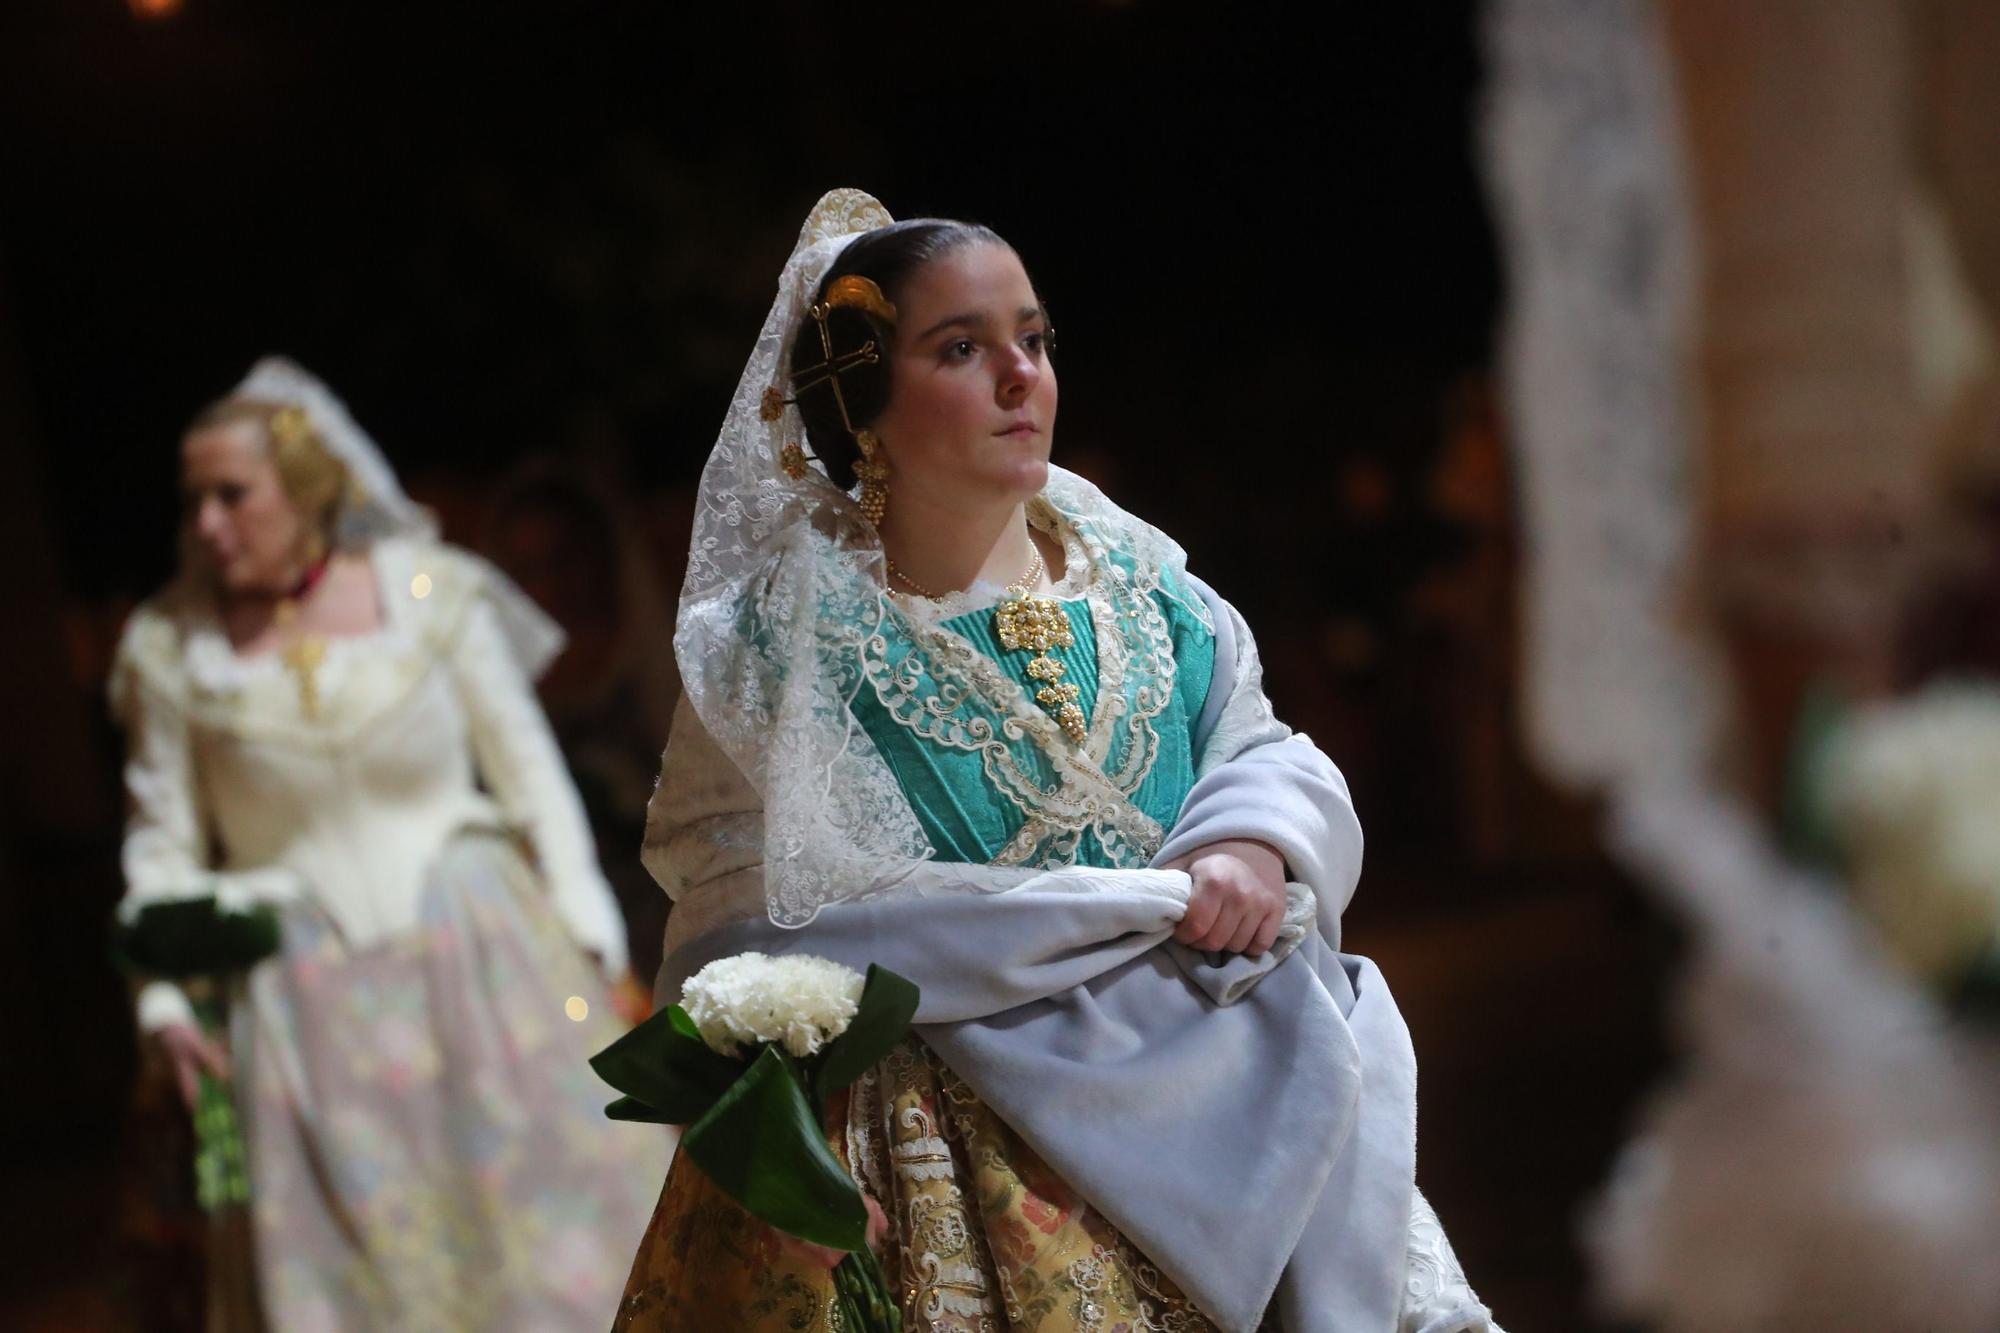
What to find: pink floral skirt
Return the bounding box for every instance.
[231,829,670,1332]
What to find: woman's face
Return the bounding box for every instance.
[870,243,1057,515]
[181,419,311,593]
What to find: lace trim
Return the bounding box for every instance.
[1400,1189,1499,1333]
[888,1043,1004,1329]
[859,507,1179,870]
[846,1064,890,1206]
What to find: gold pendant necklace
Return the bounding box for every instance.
[274,599,327,721]
[886,538,1085,745]
[992,551,1086,746]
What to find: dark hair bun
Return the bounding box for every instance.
[789,303,892,489]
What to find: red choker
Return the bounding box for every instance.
[284,554,332,603]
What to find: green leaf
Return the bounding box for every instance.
[683,1045,868,1251]
[603,1095,679,1125]
[589,1004,745,1124]
[814,964,920,1113]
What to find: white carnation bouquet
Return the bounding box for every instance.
[679,952,866,1059]
[592,952,918,1332]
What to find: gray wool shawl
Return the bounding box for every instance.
[656,578,1418,1332]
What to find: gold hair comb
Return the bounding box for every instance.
[818,275,898,326]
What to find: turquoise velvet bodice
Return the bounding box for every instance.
[850,572,1215,868]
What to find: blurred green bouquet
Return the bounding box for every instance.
[113,894,282,1210]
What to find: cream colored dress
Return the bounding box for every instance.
[112,537,666,1332]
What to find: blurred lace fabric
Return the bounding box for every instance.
[1483,0,2000,1327]
[1595,788,2000,1331]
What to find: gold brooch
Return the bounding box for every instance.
[778,441,812,480]
[994,595,1072,655]
[759,386,786,422]
[995,587,1086,745]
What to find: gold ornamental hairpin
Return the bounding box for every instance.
[818,275,898,327]
[768,276,902,485]
[790,275,898,405]
[270,404,313,447]
[788,341,880,402]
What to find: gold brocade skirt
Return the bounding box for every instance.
[613,1038,1237,1332]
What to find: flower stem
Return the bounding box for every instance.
[834,1247,900,1332]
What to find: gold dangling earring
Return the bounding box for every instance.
[853,429,890,525]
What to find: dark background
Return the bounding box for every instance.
[1,4,1666,1328]
[6,0,1496,600]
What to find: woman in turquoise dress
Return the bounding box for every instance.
[615,190,1500,1333]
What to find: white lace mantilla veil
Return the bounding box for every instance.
[198,355,565,678]
[233,356,438,548]
[673,188,1210,929]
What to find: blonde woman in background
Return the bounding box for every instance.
[110,357,667,1330]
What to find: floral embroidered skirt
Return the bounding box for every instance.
[614,1037,1258,1332]
[230,829,670,1332]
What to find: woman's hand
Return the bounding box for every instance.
[1163,838,1289,958]
[155,1021,231,1111]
